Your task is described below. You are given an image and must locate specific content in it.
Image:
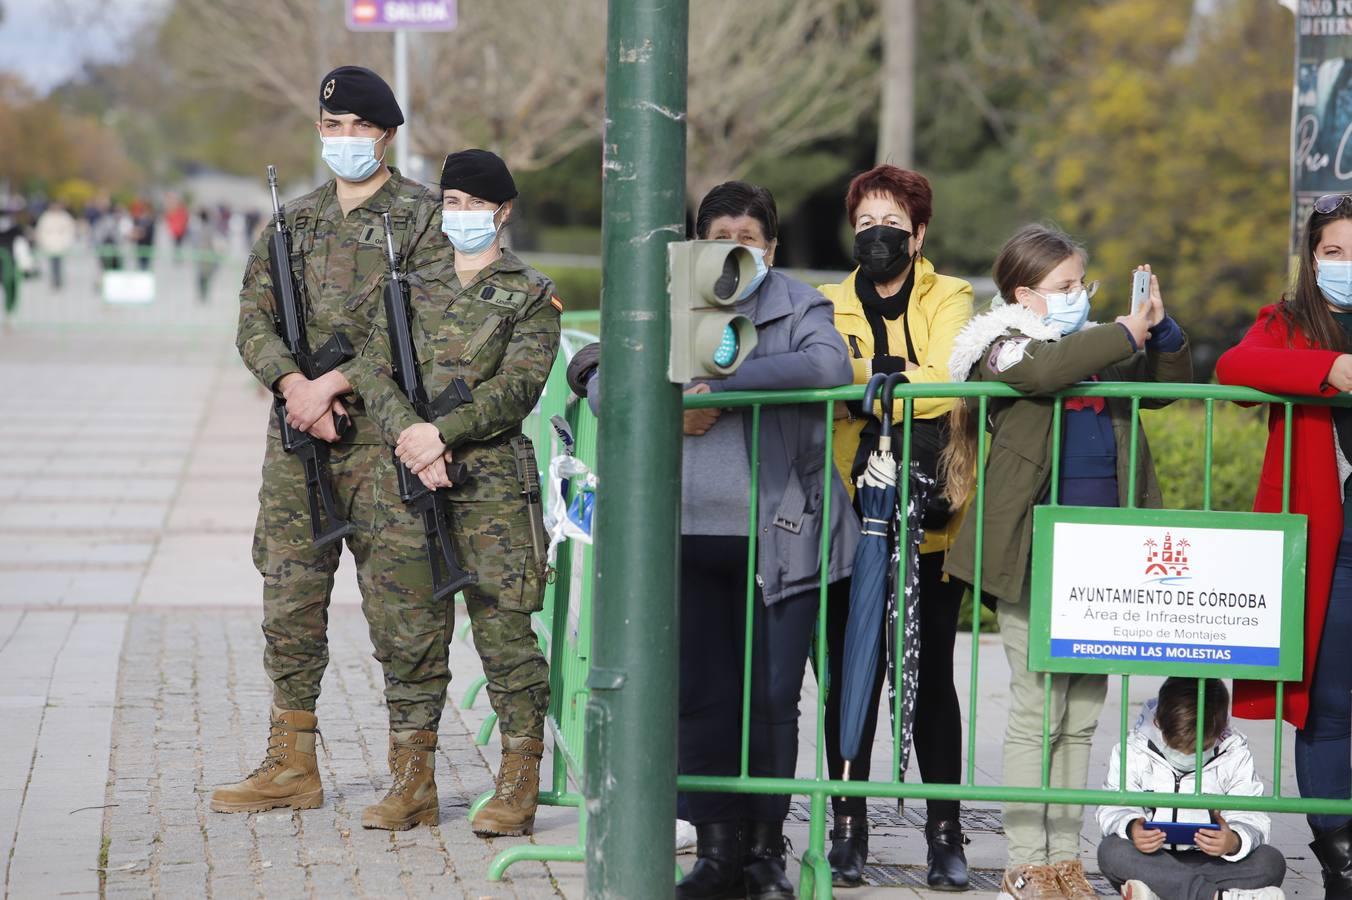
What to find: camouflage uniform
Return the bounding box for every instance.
[352,248,560,739]
[236,168,449,729]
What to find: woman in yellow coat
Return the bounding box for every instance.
[817,165,974,889]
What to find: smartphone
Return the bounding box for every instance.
[1131,269,1151,314]
[1144,820,1220,845]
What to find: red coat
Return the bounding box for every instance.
[1214,303,1343,729]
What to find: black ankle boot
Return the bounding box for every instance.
[1311,821,1352,899]
[925,819,969,891]
[676,822,745,900]
[743,820,795,900]
[827,814,868,887]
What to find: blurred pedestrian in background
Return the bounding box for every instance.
[190,208,219,303]
[34,202,76,292]
[164,195,190,263]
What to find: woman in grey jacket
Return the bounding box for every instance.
[677,182,856,900]
[576,181,856,900]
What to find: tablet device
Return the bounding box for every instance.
[1145,820,1220,844]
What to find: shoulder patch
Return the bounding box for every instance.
[479,285,527,309]
[988,336,1032,373]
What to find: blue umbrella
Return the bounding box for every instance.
[838,372,905,774]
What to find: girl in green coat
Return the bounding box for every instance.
[940,225,1193,900]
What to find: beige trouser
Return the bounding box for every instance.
[998,590,1107,866]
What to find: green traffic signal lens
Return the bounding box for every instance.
[713,323,738,367]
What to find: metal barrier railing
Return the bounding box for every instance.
[461,334,1352,896]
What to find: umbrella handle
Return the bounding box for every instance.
[861,373,887,424]
[878,372,906,449]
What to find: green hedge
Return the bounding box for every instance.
[955,399,1270,632]
[549,266,602,312]
[1141,399,1268,512]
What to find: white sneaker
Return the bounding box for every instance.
[1223,889,1285,900]
[675,818,697,854]
[1122,880,1160,900]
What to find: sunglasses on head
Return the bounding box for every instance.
[1315,193,1352,214]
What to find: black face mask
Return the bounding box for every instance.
[852,224,913,283]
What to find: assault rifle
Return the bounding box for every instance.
[381,212,477,601]
[266,165,355,549]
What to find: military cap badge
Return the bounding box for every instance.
[323,78,336,100]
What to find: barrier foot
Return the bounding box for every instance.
[800,790,831,899]
[800,848,831,900]
[475,713,498,746]
[537,789,583,809]
[488,842,585,881]
[468,788,495,822]
[460,675,488,709]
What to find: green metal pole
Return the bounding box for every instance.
[583,0,687,896]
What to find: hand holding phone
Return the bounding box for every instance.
[1130,264,1166,328]
[1131,269,1151,315]
[1144,820,1221,845]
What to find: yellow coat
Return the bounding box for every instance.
[818,258,973,553]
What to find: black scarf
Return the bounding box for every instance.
[855,264,916,357]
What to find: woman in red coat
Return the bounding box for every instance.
[1215,195,1352,898]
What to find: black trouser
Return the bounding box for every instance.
[823,550,964,822]
[679,534,818,825]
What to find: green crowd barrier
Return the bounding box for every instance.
[463,325,1352,896]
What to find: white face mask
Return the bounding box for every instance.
[320,135,386,182]
[1034,287,1091,336]
[441,206,502,254]
[1161,743,1204,772]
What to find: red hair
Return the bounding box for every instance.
[845,165,933,229]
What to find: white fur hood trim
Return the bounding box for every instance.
[948,303,1063,382]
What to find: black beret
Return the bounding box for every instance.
[439,149,518,203]
[319,66,403,128]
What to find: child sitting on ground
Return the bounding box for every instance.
[1097,678,1286,900]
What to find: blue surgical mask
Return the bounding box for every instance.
[320,135,385,182]
[740,246,769,299]
[1318,259,1352,308]
[441,207,501,255]
[1161,744,1204,773]
[1037,288,1091,336]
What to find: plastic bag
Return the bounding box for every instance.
[544,454,597,564]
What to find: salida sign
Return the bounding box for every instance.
[347,0,457,30]
[1029,507,1306,680]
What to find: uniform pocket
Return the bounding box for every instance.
[451,500,544,613]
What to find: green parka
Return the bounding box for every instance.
[942,303,1193,604]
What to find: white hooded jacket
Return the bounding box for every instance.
[1096,699,1270,861]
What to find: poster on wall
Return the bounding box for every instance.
[1028,507,1307,680]
[1292,2,1352,250]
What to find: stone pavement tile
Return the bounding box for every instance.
[0,570,142,607]
[102,608,568,899]
[0,539,154,566]
[14,477,179,502]
[3,611,125,899]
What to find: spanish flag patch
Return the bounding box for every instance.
[550,295,565,312]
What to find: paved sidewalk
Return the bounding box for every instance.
[0,275,1331,897]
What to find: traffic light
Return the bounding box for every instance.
[666,240,759,382]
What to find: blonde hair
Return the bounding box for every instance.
[939,225,1085,508]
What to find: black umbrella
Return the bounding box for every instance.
[838,372,906,775]
[884,459,935,783]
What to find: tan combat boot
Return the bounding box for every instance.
[361,730,439,830]
[471,734,543,837]
[210,707,323,813]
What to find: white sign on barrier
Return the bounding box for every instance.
[102,271,156,305]
[1029,507,1306,679]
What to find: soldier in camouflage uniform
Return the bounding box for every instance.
[352,149,559,836]
[211,66,454,829]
